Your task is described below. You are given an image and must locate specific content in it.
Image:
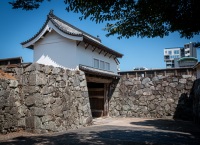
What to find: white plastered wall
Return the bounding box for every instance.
[76,42,118,73]
[33,30,118,73]
[34,30,78,69]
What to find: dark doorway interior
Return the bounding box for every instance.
[87,82,105,117]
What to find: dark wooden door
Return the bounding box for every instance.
[88,83,105,117]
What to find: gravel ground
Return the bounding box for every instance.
[0,117,200,145]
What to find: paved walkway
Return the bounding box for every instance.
[0,117,200,145]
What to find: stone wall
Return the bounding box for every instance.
[0,79,20,134]
[0,63,92,134]
[109,74,196,119]
[190,78,200,124]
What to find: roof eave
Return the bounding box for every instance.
[83,36,123,58]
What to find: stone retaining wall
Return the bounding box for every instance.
[109,74,196,119]
[1,63,200,134]
[190,78,200,124]
[0,63,92,134]
[0,79,20,133]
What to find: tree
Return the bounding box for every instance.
[9,0,200,39]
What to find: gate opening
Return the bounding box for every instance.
[87,82,106,118]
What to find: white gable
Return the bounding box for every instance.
[34,30,78,69]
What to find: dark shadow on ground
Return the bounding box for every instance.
[130,119,200,138]
[173,93,193,121]
[1,125,200,145]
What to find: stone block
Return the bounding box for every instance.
[72,78,80,87]
[173,77,178,82]
[156,84,163,91]
[176,84,185,90]
[169,82,177,88]
[25,96,36,106]
[148,103,156,110]
[41,86,54,95]
[124,80,133,86]
[165,86,172,92]
[167,98,174,103]
[23,86,38,94]
[147,95,156,101]
[56,75,62,81]
[162,81,168,87]
[26,116,35,129]
[52,67,61,74]
[165,104,171,111]
[136,89,143,95]
[41,115,53,123]
[179,79,186,84]
[142,77,151,85]
[31,107,45,117]
[143,88,152,96]
[182,75,191,79]
[9,80,18,88]
[36,72,47,85]
[18,118,26,127]
[28,72,37,86]
[26,116,42,130]
[53,106,63,117]
[48,121,56,131]
[80,80,86,87]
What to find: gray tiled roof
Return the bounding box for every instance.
[21,11,123,58]
[51,18,82,36]
[79,64,120,78]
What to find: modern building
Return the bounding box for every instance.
[184,42,197,58]
[164,47,184,68]
[178,57,198,67]
[194,62,200,79]
[164,42,198,68]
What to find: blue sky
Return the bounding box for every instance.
[0,0,199,71]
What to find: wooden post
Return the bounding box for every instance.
[144,71,146,77]
[104,84,108,116]
[187,69,189,75]
[126,73,129,79]
[175,70,177,76]
[164,71,166,76]
[154,71,156,77]
[136,72,138,78]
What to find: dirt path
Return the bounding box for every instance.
[1,117,200,144]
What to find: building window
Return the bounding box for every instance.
[168,51,172,55]
[174,50,179,54]
[94,58,110,71]
[100,60,104,69]
[105,62,110,70]
[94,59,99,68]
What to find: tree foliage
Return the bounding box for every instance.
[9,0,200,39]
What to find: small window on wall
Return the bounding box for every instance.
[174,50,179,54]
[105,62,110,70]
[94,58,110,71]
[94,59,99,68]
[100,61,104,69]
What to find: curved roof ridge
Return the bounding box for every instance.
[21,10,101,47]
[21,10,123,58]
[48,11,101,43]
[21,15,50,46]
